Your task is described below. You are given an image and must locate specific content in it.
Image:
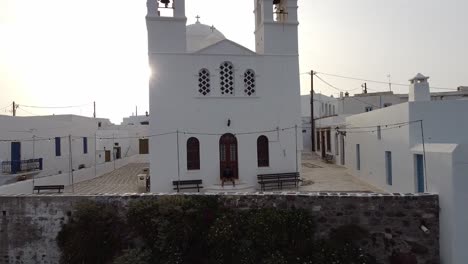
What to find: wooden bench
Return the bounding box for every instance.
[173,180,203,193]
[33,185,65,194]
[257,172,301,191]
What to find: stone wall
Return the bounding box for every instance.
[0,192,439,264]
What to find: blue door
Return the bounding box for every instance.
[11,142,21,174]
[416,154,425,193]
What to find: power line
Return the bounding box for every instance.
[314,74,382,108]
[0,103,11,111]
[20,102,93,109]
[314,71,457,91]
[17,107,39,116]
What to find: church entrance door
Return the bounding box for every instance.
[219,134,238,179]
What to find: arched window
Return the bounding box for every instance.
[244,69,256,96]
[187,137,200,170]
[257,135,269,167]
[220,61,234,95]
[198,68,211,96]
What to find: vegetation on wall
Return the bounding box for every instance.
[57,197,377,264]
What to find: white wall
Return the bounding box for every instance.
[345,103,413,192]
[0,115,104,177]
[0,154,149,195]
[149,54,302,192]
[344,100,468,264]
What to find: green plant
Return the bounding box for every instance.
[57,200,126,264]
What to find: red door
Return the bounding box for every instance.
[219,134,238,179]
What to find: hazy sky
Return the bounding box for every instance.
[1,0,467,123]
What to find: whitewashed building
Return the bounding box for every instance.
[343,74,468,264]
[147,0,302,192]
[0,114,149,186]
[302,78,468,164]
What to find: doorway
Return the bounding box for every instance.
[415,154,425,192]
[11,142,21,174]
[105,150,111,162]
[219,134,238,179]
[114,147,121,160]
[139,139,149,154]
[321,131,326,158]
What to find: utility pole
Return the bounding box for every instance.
[387,74,392,92]
[310,70,315,152]
[93,101,96,118]
[12,101,16,116]
[362,83,367,94]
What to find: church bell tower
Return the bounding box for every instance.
[254,0,299,55]
[146,0,187,53]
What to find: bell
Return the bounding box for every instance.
[160,0,170,8]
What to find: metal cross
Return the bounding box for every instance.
[210,25,216,32]
[195,15,200,23]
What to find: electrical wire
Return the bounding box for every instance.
[314,74,382,108]
[20,102,93,109]
[17,107,40,116]
[314,71,457,91]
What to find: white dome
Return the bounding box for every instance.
[186,22,226,52]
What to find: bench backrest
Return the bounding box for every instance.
[172,180,202,185]
[258,173,299,179]
[33,185,64,189]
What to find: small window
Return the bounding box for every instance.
[83,137,88,154]
[385,151,392,185]
[365,106,373,112]
[187,137,200,170]
[325,103,328,115]
[98,122,102,128]
[198,68,211,96]
[220,62,234,95]
[140,121,149,125]
[55,137,61,157]
[333,105,336,115]
[257,135,269,167]
[328,104,332,116]
[356,144,360,170]
[244,69,256,96]
[326,130,331,152]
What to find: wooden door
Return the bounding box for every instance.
[105,150,111,162]
[219,134,238,179]
[139,139,149,154]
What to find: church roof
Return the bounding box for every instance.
[186,21,226,52]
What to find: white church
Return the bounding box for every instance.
[147,0,302,192]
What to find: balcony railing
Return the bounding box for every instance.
[1,158,43,174]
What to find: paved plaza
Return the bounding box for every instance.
[64,163,148,194]
[59,152,380,194]
[299,152,382,193]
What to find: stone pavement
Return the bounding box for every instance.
[61,153,380,194]
[299,152,383,193]
[64,163,149,194]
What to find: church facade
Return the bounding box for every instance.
[147,0,302,192]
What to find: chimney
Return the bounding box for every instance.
[409,73,430,102]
